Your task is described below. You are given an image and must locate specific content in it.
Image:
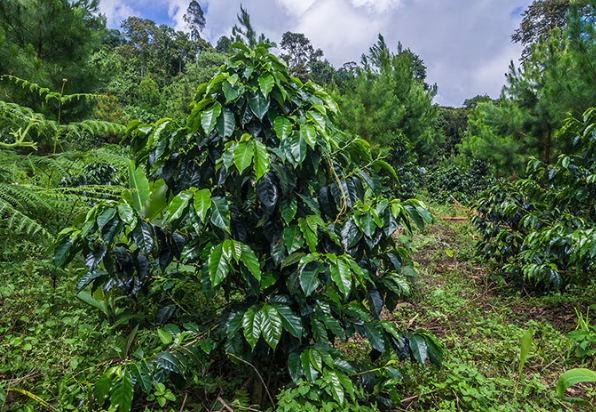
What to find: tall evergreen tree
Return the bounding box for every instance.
[460,1,596,176]
[183,0,206,42]
[0,0,105,118]
[334,35,440,165]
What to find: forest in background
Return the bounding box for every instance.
[1,0,596,411]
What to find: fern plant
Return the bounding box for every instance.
[0,76,130,260]
[1,76,126,153]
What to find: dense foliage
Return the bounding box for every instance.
[473,108,596,288]
[426,159,494,205]
[52,43,441,411]
[460,0,596,177]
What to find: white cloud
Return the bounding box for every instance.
[274,0,317,16]
[98,0,535,106]
[99,0,138,27]
[350,0,402,13]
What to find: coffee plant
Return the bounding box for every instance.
[426,159,493,205]
[53,42,441,410]
[473,108,596,289]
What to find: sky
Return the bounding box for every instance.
[98,0,533,107]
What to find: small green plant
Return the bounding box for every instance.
[514,327,534,398]
[556,368,596,409]
[568,307,596,362]
[145,383,176,408]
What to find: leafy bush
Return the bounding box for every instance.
[426,159,493,205]
[53,42,441,410]
[472,108,596,289]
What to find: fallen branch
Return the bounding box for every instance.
[400,389,437,404]
[442,217,468,221]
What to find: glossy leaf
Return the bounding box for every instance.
[243,305,262,351]
[324,369,345,405]
[290,131,306,163]
[260,305,282,350]
[301,349,319,382]
[209,244,229,286]
[153,352,182,374]
[248,91,269,120]
[258,73,275,97]
[257,173,279,214]
[409,334,428,365]
[301,123,316,149]
[168,191,193,222]
[201,102,222,135]
[233,141,254,174]
[193,189,211,223]
[210,197,231,234]
[280,198,298,225]
[273,304,303,339]
[133,220,154,255]
[240,244,261,281]
[274,116,292,140]
[216,107,235,138]
[330,258,352,298]
[300,261,322,296]
[288,352,303,382]
[252,139,270,181]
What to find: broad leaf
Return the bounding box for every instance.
[300,349,319,382]
[364,323,386,354]
[132,220,154,255]
[252,139,270,181]
[258,73,275,97]
[118,202,135,225]
[284,225,303,254]
[324,369,345,405]
[301,123,316,149]
[290,131,306,163]
[110,369,133,412]
[257,173,279,214]
[128,162,150,212]
[243,305,262,351]
[168,191,193,222]
[273,116,292,140]
[216,107,235,138]
[288,352,303,382]
[330,258,352,298]
[201,101,222,135]
[409,334,428,365]
[300,261,322,296]
[193,189,211,223]
[210,197,231,234]
[233,141,254,174]
[557,368,596,397]
[153,352,182,374]
[260,305,282,350]
[95,373,111,405]
[209,244,229,286]
[273,304,303,339]
[248,90,269,120]
[280,198,298,225]
[240,244,261,281]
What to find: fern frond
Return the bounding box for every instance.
[1,75,57,101]
[0,183,54,213]
[0,202,54,239]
